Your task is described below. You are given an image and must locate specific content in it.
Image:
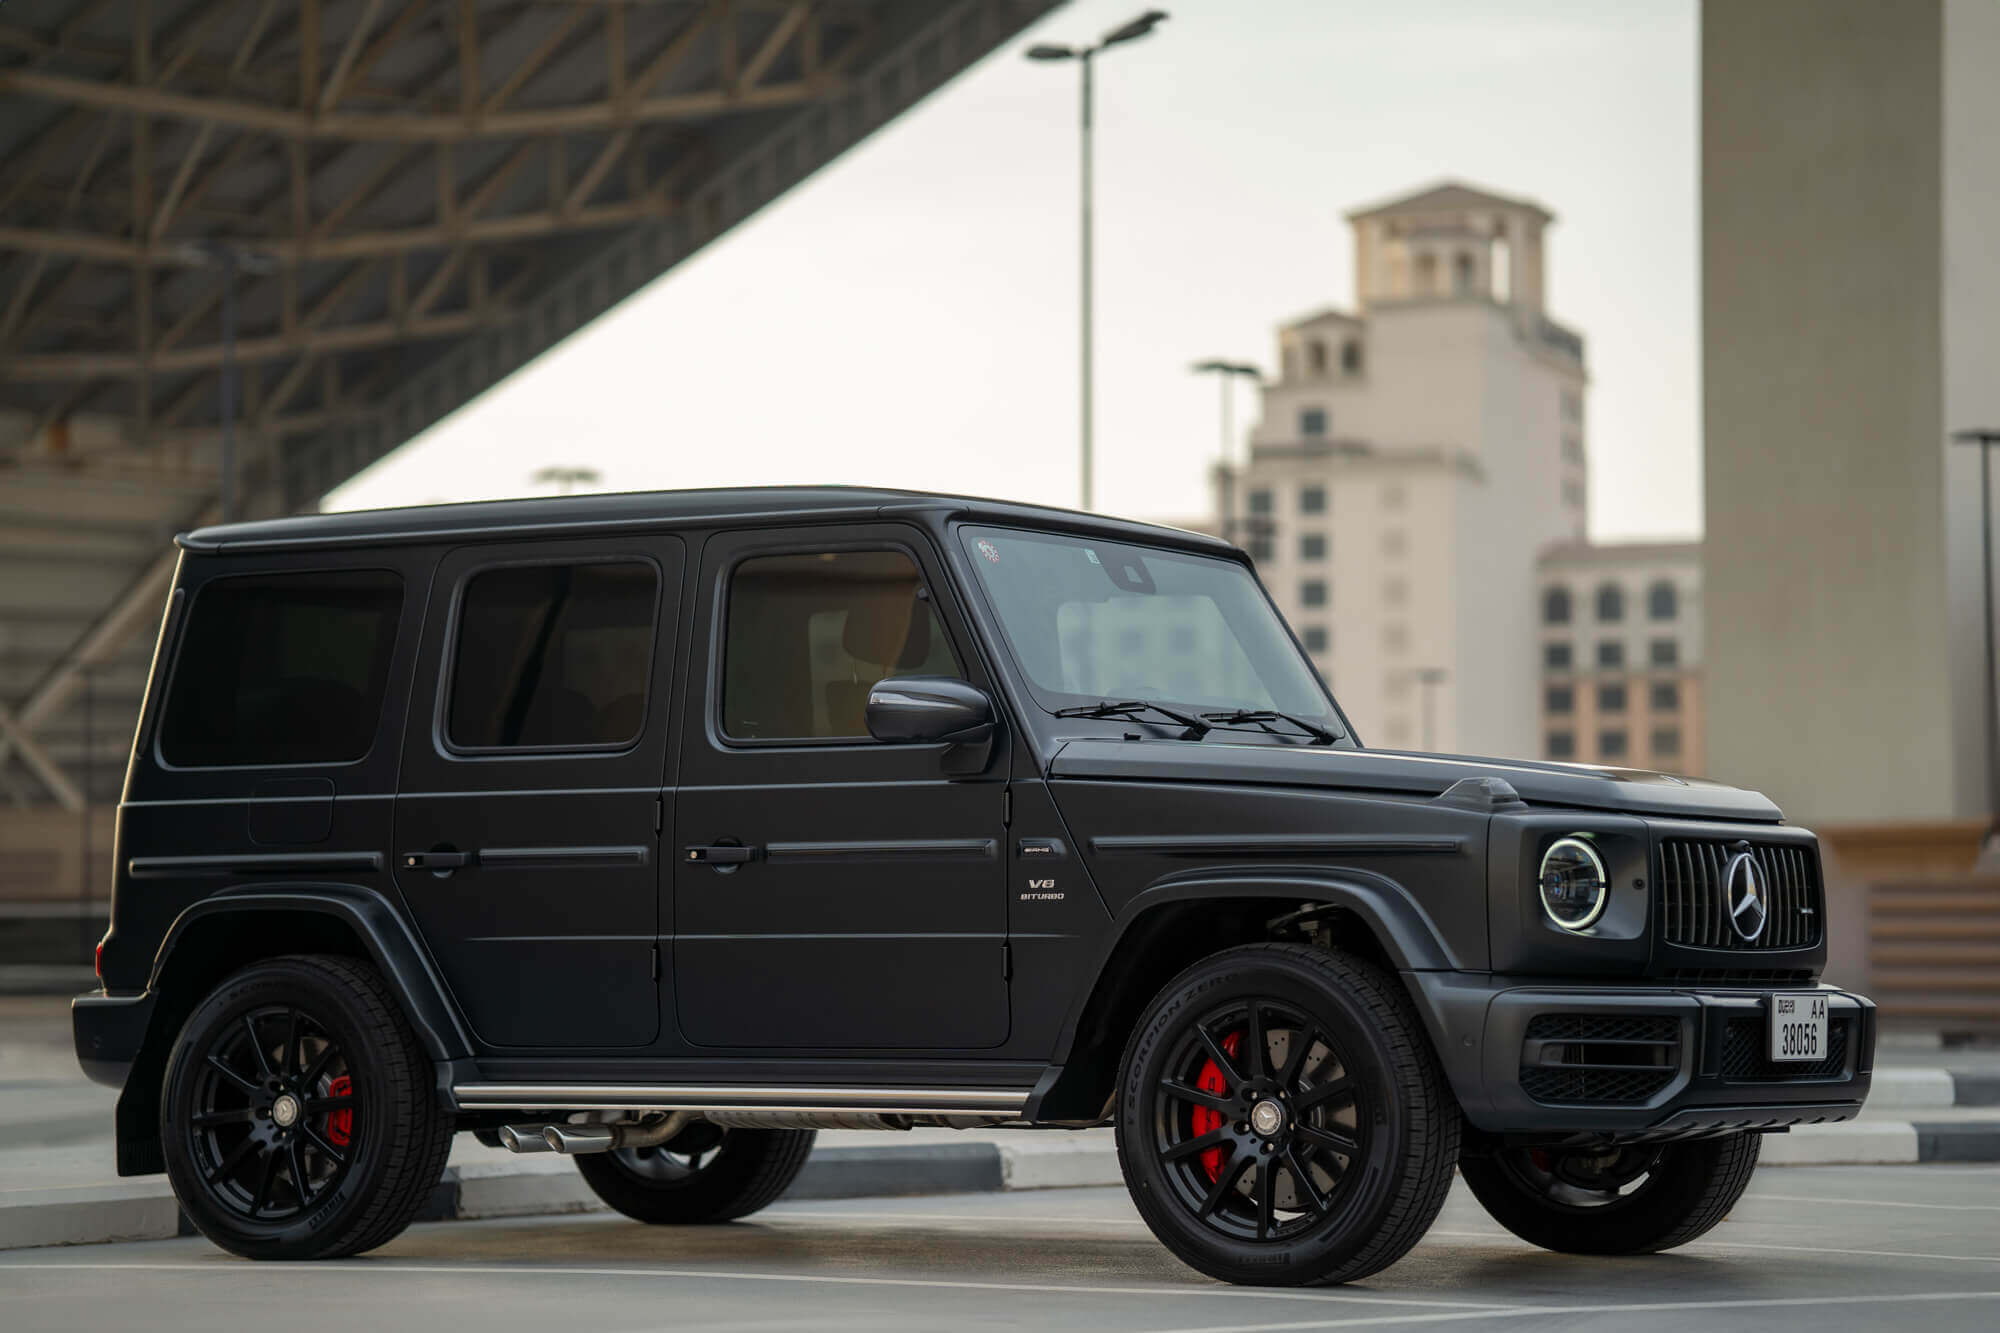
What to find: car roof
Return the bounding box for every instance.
[178,485,1236,556]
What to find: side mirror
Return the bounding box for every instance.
[866,677,997,775]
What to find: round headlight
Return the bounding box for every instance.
[1539,836,1609,931]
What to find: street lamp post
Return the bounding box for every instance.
[1954,427,2000,824]
[1192,359,1259,544]
[1406,667,1449,752]
[1027,10,1168,512]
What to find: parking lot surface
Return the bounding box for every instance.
[4,1163,1997,1331]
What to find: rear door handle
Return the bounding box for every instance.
[684,845,756,865]
[402,850,473,870]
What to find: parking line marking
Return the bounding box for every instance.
[0,1260,1522,1311]
[1145,1289,2000,1333]
[1748,1192,2000,1212]
[1428,1228,2000,1265]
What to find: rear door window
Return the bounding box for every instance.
[446,561,659,750]
[159,570,403,767]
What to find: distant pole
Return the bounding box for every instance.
[218,248,238,524]
[1954,428,2000,822]
[1027,12,1169,512]
[78,666,92,959]
[1191,360,1261,544]
[1407,667,1449,752]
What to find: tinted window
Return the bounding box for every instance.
[723,550,959,741]
[1597,640,1625,669]
[160,570,402,767]
[1300,533,1326,560]
[1650,637,1680,667]
[1598,683,1627,713]
[1596,583,1625,622]
[1544,641,1573,670]
[1648,580,1678,620]
[1545,685,1573,714]
[448,562,658,749]
[1543,587,1572,624]
[1546,730,1576,759]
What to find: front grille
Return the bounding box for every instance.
[1520,1014,1680,1105]
[1657,840,1822,951]
[1661,967,1816,985]
[1719,1015,1851,1081]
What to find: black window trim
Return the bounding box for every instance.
[435,551,665,760]
[154,565,407,773]
[709,536,966,751]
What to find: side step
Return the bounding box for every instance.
[453,1083,1034,1118]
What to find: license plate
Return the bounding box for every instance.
[1769,992,1829,1063]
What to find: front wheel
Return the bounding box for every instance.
[574,1123,816,1223]
[1115,943,1460,1287]
[1458,1133,1760,1254]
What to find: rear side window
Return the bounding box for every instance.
[723,549,960,741]
[159,570,403,767]
[447,562,658,750]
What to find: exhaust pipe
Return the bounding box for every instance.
[542,1111,696,1156]
[496,1124,556,1153]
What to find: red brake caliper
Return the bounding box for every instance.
[1190,1031,1241,1182]
[325,1073,354,1148]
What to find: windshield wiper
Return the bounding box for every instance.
[1200,708,1343,745]
[1054,699,1211,740]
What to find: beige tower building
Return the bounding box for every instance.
[1217,182,1588,757]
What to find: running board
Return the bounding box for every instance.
[449,1083,1034,1117]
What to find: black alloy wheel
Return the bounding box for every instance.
[1116,943,1460,1287]
[161,955,454,1260]
[183,1003,358,1224]
[574,1123,816,1224]
[1459,1134,1761,1255]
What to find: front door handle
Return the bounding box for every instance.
[684,844,756,866]
[402,850,473,871]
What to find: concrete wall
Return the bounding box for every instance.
[1702,0,1954,824]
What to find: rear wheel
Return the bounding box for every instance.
[1115,943,1459,1286]
[160,955,453,1260]
[574,1123,816,1224]
[1458,1133,1760,1254]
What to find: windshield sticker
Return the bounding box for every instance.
[976,539,1002,564]
[1084,549,1101,564]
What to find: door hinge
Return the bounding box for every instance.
[1002,940,1012,981]
[651,943,660,981]
[1003,787,1012,827]
[654,796,663,834]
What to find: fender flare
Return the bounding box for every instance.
[149,882,474,1062]
[1046,867,1462,1069]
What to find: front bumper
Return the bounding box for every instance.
[71,990,155,1089]
[1416,975,1874,1138]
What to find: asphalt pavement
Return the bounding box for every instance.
[4,1165,1998,1332]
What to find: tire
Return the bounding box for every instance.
[160,954,453,1260]
[574,1123,816,1224]
[1114,943,1460,1287]
[1458,1133,1760,1255]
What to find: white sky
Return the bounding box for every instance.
[327,0,1700,542]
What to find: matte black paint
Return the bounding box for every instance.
[77,487,1874,1166]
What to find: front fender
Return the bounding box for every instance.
[150,882,473,1061]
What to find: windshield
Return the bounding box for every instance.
[958,526,1336,723]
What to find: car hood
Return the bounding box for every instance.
[1046,738,1785,824]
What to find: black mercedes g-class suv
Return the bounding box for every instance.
[74,487,1872,1285]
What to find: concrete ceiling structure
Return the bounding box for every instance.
[0,0,1058,815]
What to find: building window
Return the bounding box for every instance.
[1341,340,1363,373]
[1562,435,1584,464]
[1545,685,1574,714]
[1596,583,1624,622]
[1167,625,1198,654]
[1563,479,1585,509]
[1299,484,1326,513]
[1649,638,1679,668]
[1651,726,1681,758]
[1302,625,1329,654]
[1597,640,1624,669]
[1415,252,1438,293]
[1382,484,1406,509]
[1299,579,1327,608]
[1650,681,1680,712]
[1383,623,1409,654]
[1543,586,1572,625]
[1246,532,1274,563]
[1648,580,1678,620]
[1300,408,1328,438]
[1547,730,1576,759]
[1544,641,1573,670]
[1308,340,1328,374]
[1382,530,1407,557]
[1383,577,1408,606]
[1562,388,1582,423]
[1247,488,1273,515]
[1454,251,1476,294]
[1597,683,1627,713]
[1599,729,1629,760]
[1299,532,1326,560]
